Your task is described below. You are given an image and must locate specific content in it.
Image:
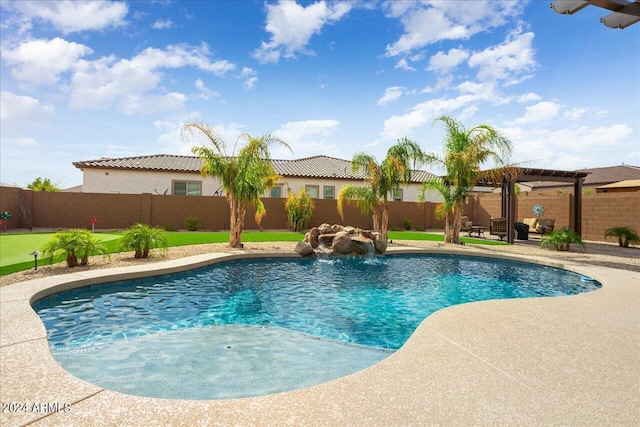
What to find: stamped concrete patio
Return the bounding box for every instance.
[1,246,638,426]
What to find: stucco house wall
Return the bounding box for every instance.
[80,167,441,202]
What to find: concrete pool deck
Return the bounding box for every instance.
[1,246,638,426]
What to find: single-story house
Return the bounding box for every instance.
[525,164,640,194]
[73,154,442,203]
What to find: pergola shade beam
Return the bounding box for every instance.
[550,0,640,28]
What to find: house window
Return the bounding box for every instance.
[305,185,319,199]
[173,181,201,196]
[270,185,283,198]
[323,186,335,199]
[393,189,403,201]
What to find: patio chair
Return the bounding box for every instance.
[489,218,507,240]
[460,216,473,232]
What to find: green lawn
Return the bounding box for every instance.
[0,229,504,277]
[0,232,121,267]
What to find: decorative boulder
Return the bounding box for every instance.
[343,226,356,234]
[332,231,353,255]
[295,241,314,257]
[373,232,387,254]
[318,223,332,234]
[309,227,320,248]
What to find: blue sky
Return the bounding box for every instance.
[1,0,638,188]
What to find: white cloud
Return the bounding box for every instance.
[428,47,469,74]
[468,28,537,85]
[238,67,258,89]
[503,123,634,169]
[563,107,588,120]
[384,1,524,57]
[119,92,186,115]
[8,0,128,34]
[252,1,352,63]
[69,44,235,111]
[514,101,561,124]
[0,91,54,132]
[1,136,44,152]
[153,19,174,30]
[3,37,93,86]
[378,87,405,106]
[394,58,416,71]
[518,93,542,103]
[194,79,220,100]
[272,119,341,158]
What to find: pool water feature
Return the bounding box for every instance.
[33,254,600,400]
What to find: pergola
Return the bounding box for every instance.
[478,168,591,244]
[551,0,640,29]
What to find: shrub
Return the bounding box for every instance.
[604,226,639,248]
[185,216,200,231]
[402,218,412,230]
[42,229,108,267]
[285,190,314,232]
[162,224,178,232]
[540,226,584,251]
[120,223,168,259]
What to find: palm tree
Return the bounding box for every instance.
[337,138,424,239]
[420,116,513,244]
[119,223,168,258]
[604,226,639,248]
[42,229,91,267]
[184,122,290,248]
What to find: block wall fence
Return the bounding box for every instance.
[1,186,637,243]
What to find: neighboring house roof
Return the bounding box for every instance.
[596,179,640,190]
[527,164,640,188]
[63,185,83,192]
[73,154,436,183]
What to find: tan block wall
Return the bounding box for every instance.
[582,192,640,242]
[0,186,637,243]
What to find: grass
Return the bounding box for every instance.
[388,231,507,246]
[0,232,121,267]
[0,229,503,277]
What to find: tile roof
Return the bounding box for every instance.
[73,154,436,183]
[527,164,640,188]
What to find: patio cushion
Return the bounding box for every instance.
[522,218,538,229]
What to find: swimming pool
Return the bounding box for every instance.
[33,254,600,399]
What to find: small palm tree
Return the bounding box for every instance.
[540,226,585,251]
[185,123,291,248]
[604,226,639,248]
[337,138,424,239]
[78,233,109,266]
[120,223,168,258]
[42,229,90,267]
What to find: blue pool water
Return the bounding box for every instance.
[33,254,600,399]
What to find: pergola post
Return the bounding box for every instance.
[574,178,584,236]
[507,179,516,243]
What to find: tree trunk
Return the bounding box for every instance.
[444,213,452,243]
[66,254,78,267]
[229,199,245,248]
[381,205,389,240]
[452,210,462,244]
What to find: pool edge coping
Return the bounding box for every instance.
[1,245,639,426]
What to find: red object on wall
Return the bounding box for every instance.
[92,216,97,224]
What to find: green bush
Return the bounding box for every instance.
[185,216,200,231]
[540,226,584,251]
[120,223,168,259]
[402,218,412,230]
[604,226,639,248]
[285,190,314,232]
[162,224,178,232]
[42,229,108,267]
